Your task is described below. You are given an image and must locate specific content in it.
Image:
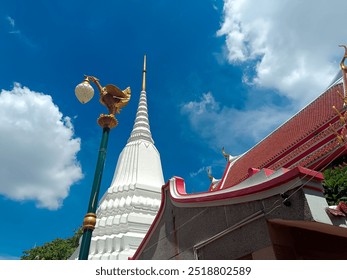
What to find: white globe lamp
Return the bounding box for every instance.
[75,80,94,104]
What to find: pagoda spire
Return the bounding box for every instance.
[70,55,165,260]
[142,54,146,91]
[127,55,154,144]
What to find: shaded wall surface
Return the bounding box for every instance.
[138,187,313,260]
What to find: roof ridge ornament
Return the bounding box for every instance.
[207,167,214,182]
[222,147,230,161]
[336,90,347,105]
[339,45,347,70]
[339,45,347,104]
[222,147,239,163]
[207,167,221,190]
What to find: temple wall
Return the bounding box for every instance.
[138,187,314,260]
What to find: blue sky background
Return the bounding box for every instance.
[1,0,347,259]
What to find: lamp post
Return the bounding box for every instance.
[75,75,131,260]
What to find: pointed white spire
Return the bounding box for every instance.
[73,55,165,260]
[127,55,154,144]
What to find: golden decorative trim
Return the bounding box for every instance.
[80,75,131,116]
[329,123,345,144]
[332,105,346,124]
[82,212,97,230]
[339,45,347,102]
[337,90,347,107]
[97,114,118,129]
[339,45,347,70]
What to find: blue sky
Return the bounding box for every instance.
[1,0,347,259]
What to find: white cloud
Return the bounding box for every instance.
[181,92,292,154]
[217,0,347,106]
[189,165,211,178]
[182,1,347,157]
[5,15,37,49]
[6,16,15,28]
[0,83,83,210]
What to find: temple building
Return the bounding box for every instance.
[131,49,347,260]
[71,56,165,260]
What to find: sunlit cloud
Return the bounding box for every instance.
[0,83,83,210]
[217,0,347,106]
[181,92,292,155]
[190,165,211,178]
[181,0,347,158]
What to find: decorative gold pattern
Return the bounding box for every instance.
[339,45,347,101]
[330,124,345,144]
[299,139,339,167]
[339,45,347,70]
[97,114,118,129]
[330,89,347,145]
[332,105,346,124]
[271,121,341,170]
[337,90,347,106]
[83,213,97,230]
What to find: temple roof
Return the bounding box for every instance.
[212,78,346,191]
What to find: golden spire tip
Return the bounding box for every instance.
[142,54,146,91]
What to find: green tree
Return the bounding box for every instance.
[21,228,82,260]
[323,164,347,206]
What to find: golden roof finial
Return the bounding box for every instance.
[207,167,213,182]
[329,123,345,145]
[332,105,346,125]
[142,54,146,92]
[222,147,230,161]
[339,45,347,70]
[339,45,347,104]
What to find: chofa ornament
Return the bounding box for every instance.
[75,75,131,116]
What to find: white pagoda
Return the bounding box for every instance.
[71,56,164,260]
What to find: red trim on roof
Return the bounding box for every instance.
[284,134,337,168]
[248,168,260,176]
[308,146,347,170]
[267,114,341,168]
[213,160,231,190]
[174,176,186,195]
[170,167,323,204]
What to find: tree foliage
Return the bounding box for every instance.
[323,164,347,206]
[21,228,82,260]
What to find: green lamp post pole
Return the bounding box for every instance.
[78,126,110,260]
[74,75,131,260]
